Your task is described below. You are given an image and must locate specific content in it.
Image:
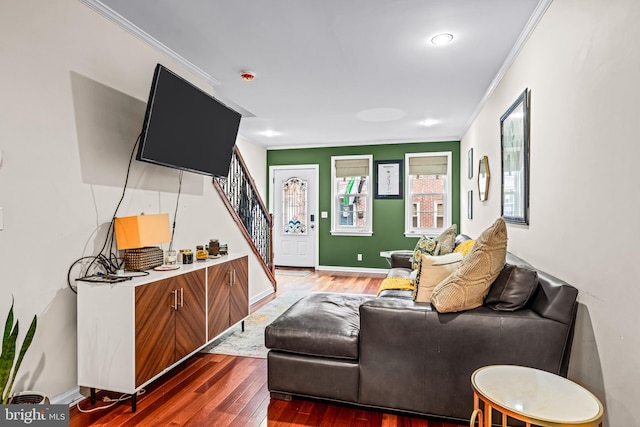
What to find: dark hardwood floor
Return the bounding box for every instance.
[70,269,465,427]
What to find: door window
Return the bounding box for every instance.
[282,177,307,234]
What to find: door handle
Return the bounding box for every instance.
[180,288,184,307]
[171,290,178,310]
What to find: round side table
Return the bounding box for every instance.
[470,365,603,427]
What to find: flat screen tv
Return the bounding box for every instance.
[136,64,241,177]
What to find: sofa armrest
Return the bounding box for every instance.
[390,251,413,269]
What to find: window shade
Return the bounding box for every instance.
[335,158,369,178]
[408,155,448,176]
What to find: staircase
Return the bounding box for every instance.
[213,147,276,288]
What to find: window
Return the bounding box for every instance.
[405,152,452,237]
[331,155,373,236]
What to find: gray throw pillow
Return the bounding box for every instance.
[484,264,538,311]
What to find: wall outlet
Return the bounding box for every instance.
[321,211,328,219]
[357,253,362,261]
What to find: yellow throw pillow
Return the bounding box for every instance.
[431,218,507,313]
[454,239,475,256]
[414,252,463,303]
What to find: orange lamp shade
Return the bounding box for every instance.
[114,214,171,250]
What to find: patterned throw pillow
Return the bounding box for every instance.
[431,218,508,313]
[435,224,457,255]
[411,236,437,271]
[454,239,475,256]
[414,252,463,303]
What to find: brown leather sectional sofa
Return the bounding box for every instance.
[265,241,578,423]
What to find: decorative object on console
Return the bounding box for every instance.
[478,156,490,201]
[114,213,171,270]
[208,239,220,256]
[431,217,507,313]
[196,245,208,261]
[219,243,228,256]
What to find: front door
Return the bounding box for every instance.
[271,166,318,267]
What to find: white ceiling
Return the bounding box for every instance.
[94,0,546,149]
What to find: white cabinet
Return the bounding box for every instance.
[77,254,248,411]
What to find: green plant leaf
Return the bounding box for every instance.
[4,315,37,404]
[0,308,18,405]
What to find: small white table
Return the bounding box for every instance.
[470,365,603,427]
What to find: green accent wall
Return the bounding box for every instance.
[267,141,460,269]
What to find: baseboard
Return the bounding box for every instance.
[250,287,275,305]
[51,387,85,406]
[316,265,388,275]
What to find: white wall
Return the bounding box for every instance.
[0,0,271,401]
[461,0,640,425]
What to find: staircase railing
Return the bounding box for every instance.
[213,147,276,288]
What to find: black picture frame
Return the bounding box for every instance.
[500,88,530,225]
[468,190,473,219]
[374,160,403,199]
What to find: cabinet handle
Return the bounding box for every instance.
[180,288,184,307]
[231,269,236,287]
[171,290,178,310]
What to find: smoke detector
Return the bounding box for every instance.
[240,71,256,81]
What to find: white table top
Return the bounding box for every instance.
[472,365,603,424]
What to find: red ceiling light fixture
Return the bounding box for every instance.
[240,71,256,81]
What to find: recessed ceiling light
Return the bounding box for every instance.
[260,130,279,137]
[430,33,454,46]
[419,119,439,127]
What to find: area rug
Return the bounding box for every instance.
[275,269,311,277]
[202,290,310,358]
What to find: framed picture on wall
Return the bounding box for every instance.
[500,88,530,225]
[374,160,403,199]
[468,190,473,219]
[468,148,474,179]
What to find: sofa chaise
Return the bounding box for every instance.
[265,244,578,423]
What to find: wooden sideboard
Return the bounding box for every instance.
[77,254,248,411]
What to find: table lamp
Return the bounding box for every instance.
[114,213,171,270]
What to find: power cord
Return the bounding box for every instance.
[75,389,145,413]
[67,134,141,294]
[168,170,183,252]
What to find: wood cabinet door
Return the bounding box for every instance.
[175,269,207,360]
[207,263,230,339]
[135,279,176,387]
[229,256,249,326]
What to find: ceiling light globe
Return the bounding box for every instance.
[430,33,454,46]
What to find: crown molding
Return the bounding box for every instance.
[79,0,221,87]
[461,0,553,138]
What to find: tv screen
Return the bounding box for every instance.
[137,64,241,177]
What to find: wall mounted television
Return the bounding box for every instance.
[136,64,241,177]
